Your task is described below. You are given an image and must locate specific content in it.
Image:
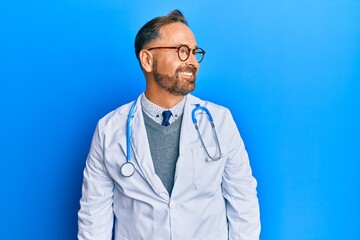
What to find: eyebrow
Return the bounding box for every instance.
[176,44,199,49]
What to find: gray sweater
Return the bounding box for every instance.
[143,111,183,195]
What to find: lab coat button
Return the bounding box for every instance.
[169,202,176,208]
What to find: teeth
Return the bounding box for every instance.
[183,72,192,76]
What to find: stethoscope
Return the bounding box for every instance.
[120,101,223,177]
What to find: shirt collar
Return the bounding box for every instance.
[141,92,186,125]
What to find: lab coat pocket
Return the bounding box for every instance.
[192,147,226,190]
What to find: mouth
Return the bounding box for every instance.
[181,71,194,77]
[177,65,197,81]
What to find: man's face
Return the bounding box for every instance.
[149,23,200,96]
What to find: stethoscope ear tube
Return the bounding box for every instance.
[191,104,214,124]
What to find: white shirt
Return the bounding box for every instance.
[141,92,186,125]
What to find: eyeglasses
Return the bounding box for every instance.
[148,45,206,63]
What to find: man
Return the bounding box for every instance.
[78,9,260,240]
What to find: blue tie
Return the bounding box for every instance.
[162,110,172,126]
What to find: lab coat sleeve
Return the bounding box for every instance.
[78,123,114,240]
[222,109,261,240]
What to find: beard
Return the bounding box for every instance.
[153,60,197,96]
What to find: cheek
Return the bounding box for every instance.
[169,61,181,71]
[158,60,179,74]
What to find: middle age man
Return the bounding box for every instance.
[78,9,260,240]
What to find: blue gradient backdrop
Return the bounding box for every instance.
[1,0,359,239]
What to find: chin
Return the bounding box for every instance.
[177,87,196,96]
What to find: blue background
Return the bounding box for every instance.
[1,0,359,239]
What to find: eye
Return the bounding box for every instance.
[179,48,188,54]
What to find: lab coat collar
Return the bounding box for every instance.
[178,94,203,155]
[173,94,204,193]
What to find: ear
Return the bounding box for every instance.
[139,49,154,73]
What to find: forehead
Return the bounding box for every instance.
[157,22,197,47]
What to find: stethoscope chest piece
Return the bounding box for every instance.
[120,162,135,177]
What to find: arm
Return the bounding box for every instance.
[222,110,261,240]
[78,123,114,240]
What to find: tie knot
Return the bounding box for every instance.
[162,110,172,126]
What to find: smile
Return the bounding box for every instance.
[182,72,193,77]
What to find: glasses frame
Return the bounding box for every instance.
[148,45,206,63]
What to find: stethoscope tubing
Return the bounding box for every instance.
[191,104,223,161]
[126,101,137,162]
[120,101,137,177]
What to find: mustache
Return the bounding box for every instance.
[175,65,197,74]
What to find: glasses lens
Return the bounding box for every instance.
[195,48,205,63]
[178,45,190,61]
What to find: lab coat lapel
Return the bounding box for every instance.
[130,96,169,200]
[174,95,202,183]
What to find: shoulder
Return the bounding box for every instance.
[95,98,138,136]
[187,94,232,115]
[187,94,237,132]
[99,102,132,123]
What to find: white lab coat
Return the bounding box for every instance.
[78,94,260,240]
